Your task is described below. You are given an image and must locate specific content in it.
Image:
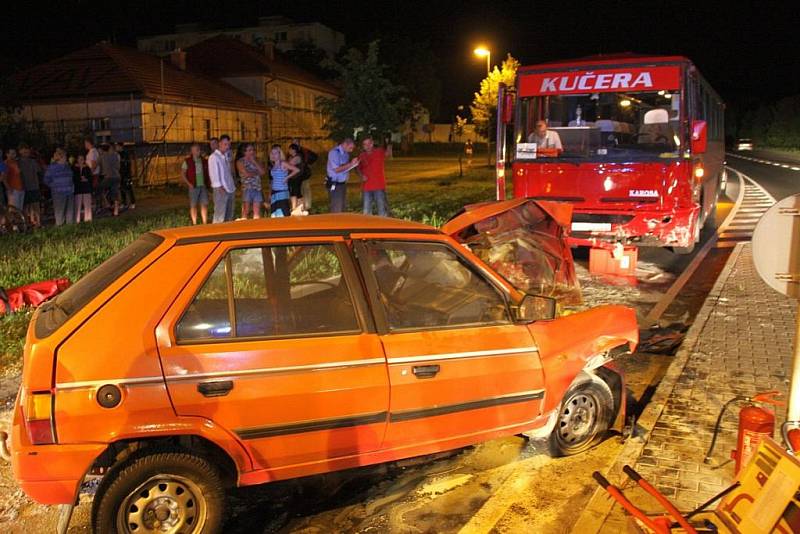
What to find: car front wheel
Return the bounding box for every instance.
[92,451,226,534]
[548,377,614,457]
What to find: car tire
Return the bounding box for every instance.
[548,377,614,457]
[92,451,226,534]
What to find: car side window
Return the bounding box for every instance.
[176,244,360,342]
[363,241,510,330]
[176,260,230,340]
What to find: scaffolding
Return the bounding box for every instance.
[23,93,332,186]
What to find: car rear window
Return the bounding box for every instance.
[34,233,165,339]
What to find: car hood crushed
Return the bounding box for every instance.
[442,198,582,306]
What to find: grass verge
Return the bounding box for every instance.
[0,163,496,372]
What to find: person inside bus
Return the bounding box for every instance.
[638,108,674,146]
[527,120,563,152]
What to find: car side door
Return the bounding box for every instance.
[353,235,545,450]
[156,237,389,472]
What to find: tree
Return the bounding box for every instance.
[0,78,49,152]
[452,115,467,142]
[284,38,334,80]
[317,40,412,141]
[379,34,442,120]
[470,54,520,140]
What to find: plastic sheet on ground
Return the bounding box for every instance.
[0,278,71,315]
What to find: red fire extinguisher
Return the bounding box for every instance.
[704,391,784,475]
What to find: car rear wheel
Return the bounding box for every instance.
[92,451,225,534]
[548,377,614,457]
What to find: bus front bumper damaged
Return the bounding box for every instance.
[567,205,700,249]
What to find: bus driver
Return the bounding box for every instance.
[528,120,563,153]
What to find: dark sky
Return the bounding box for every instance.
[4,1,799,119]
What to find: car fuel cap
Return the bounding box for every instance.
[96,384,122,408]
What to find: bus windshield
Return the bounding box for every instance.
[516,90,682,162]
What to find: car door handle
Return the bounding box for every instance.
[197,380,234,397]
[412,365,440,379]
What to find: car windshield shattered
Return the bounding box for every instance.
[445,200,582,306]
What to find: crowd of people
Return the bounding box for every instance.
[182,135,319,224]
[0,133,392,230]
[182,134,391,224]
[0,138,134,229]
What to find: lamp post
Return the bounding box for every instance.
[473,46,493,165]
[473,46,491,75]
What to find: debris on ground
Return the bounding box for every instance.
[0,278,70,315]
[637,323,689,355]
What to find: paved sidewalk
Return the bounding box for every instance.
[575,242,797,532]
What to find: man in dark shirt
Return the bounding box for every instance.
[292,138,318,211]
[98,144,121,216]
[18,144,42,227]
[115,142,135,209]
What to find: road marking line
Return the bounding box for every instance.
[726,152,800,172]
[740,173,777,203]
[645,166,747,322]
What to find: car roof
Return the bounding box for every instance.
[154,214,440,245]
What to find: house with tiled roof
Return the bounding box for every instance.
[11,42,270,183]
[183,35,339,146]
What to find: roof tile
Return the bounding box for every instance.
[13,42,267,111]
[184,35,338,95]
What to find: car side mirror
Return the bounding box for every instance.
[691,120,707,154]
[513,294,557,323]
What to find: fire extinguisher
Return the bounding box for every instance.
[704,391,784,475]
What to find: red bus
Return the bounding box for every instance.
[500,54,725,253]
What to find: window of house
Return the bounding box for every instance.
[274,31,288,42]
[362,241,510,331]
[176,244,360,342]
[91,117,111,131]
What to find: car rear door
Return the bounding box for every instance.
[156,237,389,471]
[352,234,545,450]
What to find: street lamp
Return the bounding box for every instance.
[474,46,491,75]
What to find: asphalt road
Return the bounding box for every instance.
[727,150,800,201]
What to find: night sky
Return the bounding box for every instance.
[4,1,799,120]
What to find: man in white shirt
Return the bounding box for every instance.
[84,137,100,179]
[527,120,563,152]
[208,134,236,223]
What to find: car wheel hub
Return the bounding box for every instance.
[118,475,206,533]
[558,392,598,445]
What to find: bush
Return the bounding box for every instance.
[736,95,800,149]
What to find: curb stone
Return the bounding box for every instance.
[570,242,746,532]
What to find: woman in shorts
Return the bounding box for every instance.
[236,143,266,219]
[268,146,299,217]
[287,143,310,216]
